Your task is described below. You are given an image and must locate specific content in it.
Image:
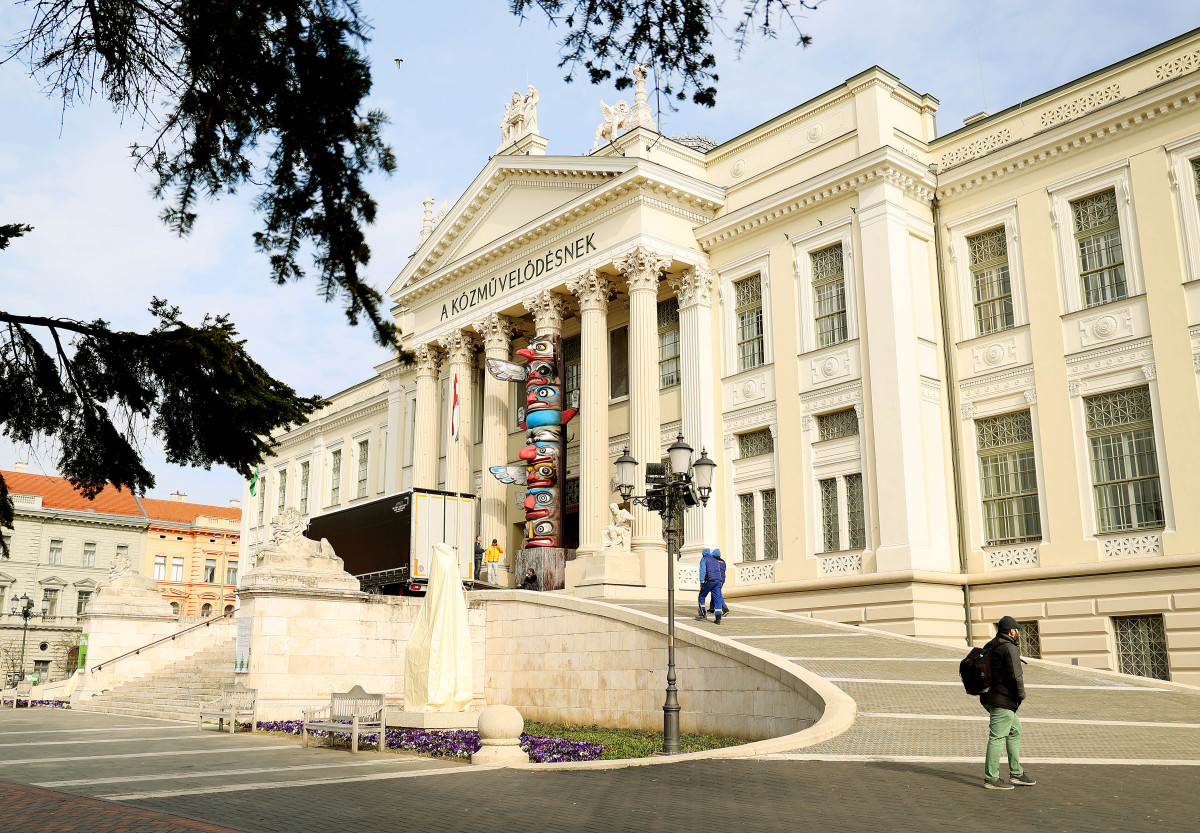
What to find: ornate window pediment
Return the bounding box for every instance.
[38,575,68,587]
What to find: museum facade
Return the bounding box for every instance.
[242,28,1200,685]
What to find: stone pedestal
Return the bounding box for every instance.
[471,704,529,766]
[566,549,651,599]
[389,710,480,729]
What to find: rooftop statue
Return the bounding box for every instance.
[593,65,656,151]
[593,99,630,150]
[499,85,540,151]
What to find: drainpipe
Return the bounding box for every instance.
[929,167,975,646]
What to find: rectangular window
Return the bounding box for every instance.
[277,469,287,512]
[329,449,342,505]
[204,558,217,584]
[227,562,239,586]
[48,538,63,565]
[762,489,778,560]
[42,588,59,618]
[34,660,50,679]
[299,461,311,515]
[357,440,369,499]
[1085,387,1163,533]
[817,408,859,441]
[1,532,10,559]
[82,541,96,568]
[819,478,840,552]
[1192,157,1200,205]
[657,298,681,388]
[564,335,581,409]
[76,591,92,617]
[154,555,166,580]
[734,275,765,371]
[1016,621,1042,659]
[968,227,1014,335]
[811,244,848,347]
[115,544,129,563]
[1072,189,1126,308]
[609,326,629,399]
[737,428,774,458]
[171,557,184,582]
[739,493,757,562]
[846,473,866,551]
[976,410,1042,546]
[1113,614,1170,681]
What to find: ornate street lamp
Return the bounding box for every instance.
[9,592,45,682]
[614,433,716,755]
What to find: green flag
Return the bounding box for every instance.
[249,465,260,497]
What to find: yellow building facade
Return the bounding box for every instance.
[244,28,1200,685]
[141,496,241,618]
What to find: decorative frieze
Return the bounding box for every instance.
[818,553,863,576]
[1039,84,1121,128]
[939,128,1013,170]
[736,561,775,586]
[800,380,863,416]
[985,546,1039,571]
[1100,533,1162,560]
[972,338,1018,372]
[1156,47,1200,81]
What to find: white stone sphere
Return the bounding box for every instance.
[477,704,524,741]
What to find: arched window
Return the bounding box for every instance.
[200,603,212,618]
[223,605,234,616]
[170,602,180,616]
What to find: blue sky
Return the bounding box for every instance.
[1,1,1196,506]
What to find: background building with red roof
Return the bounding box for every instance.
[138,494,241,618]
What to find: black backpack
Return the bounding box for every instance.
[959,641,994,695]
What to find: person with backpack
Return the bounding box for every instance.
[980,616,1035,790]
[694,548,726,624]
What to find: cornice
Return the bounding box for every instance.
[272,397,389,449]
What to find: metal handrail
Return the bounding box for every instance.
[89,611,234,673]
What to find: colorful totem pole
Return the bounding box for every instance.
[485,335,577,551]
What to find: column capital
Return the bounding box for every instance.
[472,312,517,354]
[438,330,480,366]
[413,343,443,379]
[615,245,671,293]
[522,289,566,335]
[566,269,613,313]
[668,266,715,309]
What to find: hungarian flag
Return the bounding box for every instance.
[249,465,260,497]
[449,372,460,442]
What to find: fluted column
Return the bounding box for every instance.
[566,269,613,557]
[412,344,443,489]
[522,289,566,338]
[669,265,719,561]
[617,246,672,562]
[473,313,515,554]
[438,329,480,496]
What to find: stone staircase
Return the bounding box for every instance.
[74,639,237,722]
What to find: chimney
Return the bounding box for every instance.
[14,462,28,472]
[228,499,242,510]
[170,491,188,502]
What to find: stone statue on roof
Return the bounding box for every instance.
[500,85,540,151]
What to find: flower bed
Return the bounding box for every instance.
[254,720,605,764]
[6,700,71,709]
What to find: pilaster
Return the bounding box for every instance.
[412,344,443,490]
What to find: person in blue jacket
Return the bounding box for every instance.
[707,548,730,619]
[695,548,726,624]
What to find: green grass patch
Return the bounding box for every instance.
[523,721,748,760]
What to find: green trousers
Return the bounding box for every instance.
[984,706,1024,781]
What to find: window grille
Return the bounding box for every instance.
[846,473,866,550]
[734,275,765,371]
[564,335,582,407]
[329,449,342,505]
[968,227,1015,335]
[1113,614,1170,680]
[1071,189,1126,307]
[564,479,580,507]
[76,590,92,617]
[277,469,287,512]
[976,410,1042,545]
[737,428,774,458]
[42,588,59,618]
[172,557,184,582]
[204,559,217,584]
[811,244,848,347]
[1084,387,1163,533]
[1193,158,1200,205]
[818,408,859,441]
[82,542,96,568]
[762,489,778,560]
[49,538,62,565]
[1016,621,1042,659]
[740,493,757,561]
[154,556,166,580]
[658,298,681,388]
[358,440,369,498]
[299,461,310,515]
[820,478,840,552]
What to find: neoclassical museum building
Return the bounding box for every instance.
[242,28,1200,686]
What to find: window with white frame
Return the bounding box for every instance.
[819,474,867,553]
[734,275,765,372]
[739,493,757,561]
[817,409,858,441]
[329,449,342,505]
[976,410,1042,546]
[968,227,1014,335]
[204,558,217,584]
[277,469,287,512]
[154,555,166,580]
[357,440,369,498]
[48,538,63,565]
[76,590,92,617]
[42,588,59,618]
[227,562,239,585]
[737,428,774,458]
[171,557,184,582]
[1072,189,1127,308]
[811,244,848,347]
[299,460,310,514]
[658,298,681,388]
[82,541,96,568]
[1084,386,1164,533]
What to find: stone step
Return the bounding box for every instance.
[75,703,197,722]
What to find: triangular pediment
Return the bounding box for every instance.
[0,571,15,584]
[72,578,99,589]
[38,575,67,587]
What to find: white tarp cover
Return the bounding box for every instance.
[403,542,474,712]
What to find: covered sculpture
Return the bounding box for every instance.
[403,542,473,712]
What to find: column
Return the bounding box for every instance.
[473,312,515,552]
[438,330,480,496]
[412,344,443,489]
[522,288,565,338]
[616,246,672,563]
[382,364,404,494]
[566,269,613,556]
[669,266,719,562]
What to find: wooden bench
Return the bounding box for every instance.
[302,685,388,754]
[197,682,258,734]
[1,679,32,708]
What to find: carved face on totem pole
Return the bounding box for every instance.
[486,335,578,549]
